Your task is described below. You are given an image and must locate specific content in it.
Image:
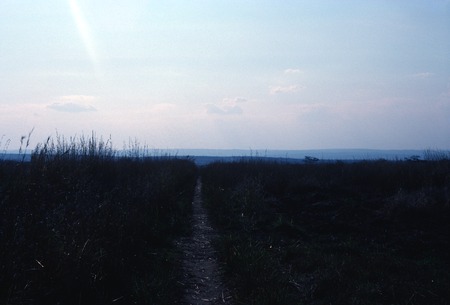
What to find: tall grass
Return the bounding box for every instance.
[424,149,450,161]
[201,159,450,305]
[0,134,197,305]
[0,135,11,160]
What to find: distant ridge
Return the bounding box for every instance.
[1,149,434,165]
[1,153,30,162]
[172,148,424,160]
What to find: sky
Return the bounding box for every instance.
[1,0,450,150]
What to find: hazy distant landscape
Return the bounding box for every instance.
[175,149,429,165]
[2,148,431,165]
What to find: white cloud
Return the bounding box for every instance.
[411,72,435,79]
[47,95,97,113]
[269,85,304,94]
[205,96,247,115]
[284,68,302,74]
[149,103,177,113]
[48,102,97,113]
[222,97,247,104]
[205,104,243,115]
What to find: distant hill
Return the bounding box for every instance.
[1,153,30,162]
[1,149,431,165]
[173,149,425,165]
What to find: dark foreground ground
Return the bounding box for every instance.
[201,159,450,305]
[1,138,449,304]
[0,137,198,305]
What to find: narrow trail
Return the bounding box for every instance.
[176,178,234,305]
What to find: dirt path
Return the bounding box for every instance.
[176,178,233,305]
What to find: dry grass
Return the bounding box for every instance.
[0,134,197,305]
[201,159,450,305]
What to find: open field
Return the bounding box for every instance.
[1,135,449,304]
[201,159,450,305]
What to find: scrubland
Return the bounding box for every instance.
[1,134,449,304]
[0,135,197,304]
[201,158,450,305]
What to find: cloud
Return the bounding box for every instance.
[411,72,435,79]
[284,68,302,74]
[47,95,97,113]
[48,102,97,113]
[206,104,243,115]
[150,103,177,113]
[222,97,247,104]
[205,96,247,115]
[269,85,304,94]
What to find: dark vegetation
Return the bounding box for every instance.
[201,158,450,305]
[0,135,197,304]
[2,133,449,305]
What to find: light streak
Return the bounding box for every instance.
[68,0,99,67]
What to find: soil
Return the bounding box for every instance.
[176,179,234,305]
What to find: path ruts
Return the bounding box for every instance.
[176,178,233,305]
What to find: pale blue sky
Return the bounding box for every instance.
[1,0,449,150]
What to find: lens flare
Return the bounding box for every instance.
[68,0,98,67]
